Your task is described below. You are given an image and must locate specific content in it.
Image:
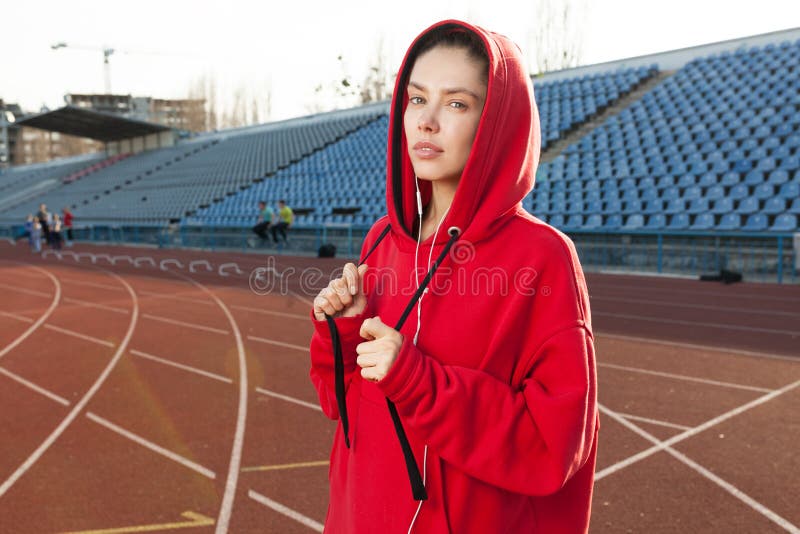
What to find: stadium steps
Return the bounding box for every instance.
[540,70,675,163]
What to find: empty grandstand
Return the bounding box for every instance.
[1,29,798,282]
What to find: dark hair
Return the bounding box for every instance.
[413,27,489,82]
[278,199,286,204]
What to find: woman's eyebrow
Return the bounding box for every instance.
[408,81,480,100]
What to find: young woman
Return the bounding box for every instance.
[310,20,598,533]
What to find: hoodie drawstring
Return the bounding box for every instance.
[325,224,461,502]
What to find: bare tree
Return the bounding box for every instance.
[359,37,394,104]
[530,0,587,75]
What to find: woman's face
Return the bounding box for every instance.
[404,45,487,185]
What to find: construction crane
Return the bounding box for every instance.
[51,42,116,94]
[50,43,195,95]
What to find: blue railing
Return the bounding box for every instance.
[1,223,796,284]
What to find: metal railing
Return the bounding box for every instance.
[1,222,797,284]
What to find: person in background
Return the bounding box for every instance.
[16,214,33,243]
[271,199,293,244]
[252,200,274,244]
[50,214,63,251]
[30,218,42,253]
[36,203,50,246]
[62,207,74,246]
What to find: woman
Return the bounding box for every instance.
[310,20,597,533]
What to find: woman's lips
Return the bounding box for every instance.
[413,141,443,159]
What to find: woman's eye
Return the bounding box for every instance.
[449,101,466,109]
[409,96,424,105]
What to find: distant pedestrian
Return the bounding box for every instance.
[252,201,274,244]
[36,203,50,245]
[62,207,74,245]
[271,200,293,244]
[30,219,42,253]
[51,214,63,250]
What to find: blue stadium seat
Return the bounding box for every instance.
[691,213,715,230]
[736,196,760,214]
[711,197,734,214]
[763,197,787,215]
[789,197,800,214]
[645,214,666,229]
[623,214,644,229]
[668,213,690,230]
[743,213,768,231]
[770,214,797,232]
[718,213,742,230]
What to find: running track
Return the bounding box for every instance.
[0,240,797,533]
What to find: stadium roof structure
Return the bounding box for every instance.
[15,105,171,142]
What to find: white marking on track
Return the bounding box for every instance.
[247,335,307,352]
[596,332,799,362]
[0,282,51,298]
[595,312,799,336]
[130,349,233,384]
[0,268,138,498]
[170,272,247,534]
[600,404,800,533]
[142,313,229,335]
[57,277,126,291]
[138,290,213,306]
[0,311,34,323]
[290,290,314,307]
[44,324,115,347]
[230,304,306,320]
[64,297,130,314]
[247,489,323,532]
[596,379,800,481]
[0,366,70,406]
[597,362,772,393]
[0,265,61,362]
[255,387,322,412]
[86,412,216,480]
[615,412,691,431]
[591,294,800,318]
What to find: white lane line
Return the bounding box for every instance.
[86,412,216,480]
[596,379,800,481]
[0,282,51,298]
[44,324,115,348]
[595,312,799,336]
[247,489,323,533]
[596,332,800,362]
[615,412,691,431]
[255,387,322,413]
[0,269,138,499]
[600,405,800,534]
[593,282,800,303]
[0,311,34,323]
[58,277,126,291]
[597,362,773,393]
[230,304,306,320]
[290,290,314,307]
[0,366,70,406]
[247,335,307,352]
[172,273,248,534]
[139,290,214,306]
[0,281,129,315]
[64,297,130,315]
[0,265,61,362]
[142,313,229,335]
[130,349,233,384]
[591,295,800,318]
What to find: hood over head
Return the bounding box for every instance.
[386,19,541,248]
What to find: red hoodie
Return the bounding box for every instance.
[310,19,598,533]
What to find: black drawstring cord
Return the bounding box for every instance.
[386,226,461,501]
[325,224,462,502]
[326,224,391,448]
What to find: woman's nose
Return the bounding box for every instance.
[418,108,439,133]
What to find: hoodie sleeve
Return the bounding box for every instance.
[377,323,597,496]
[309,311,372,420]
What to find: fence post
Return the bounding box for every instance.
[657,234,663,274]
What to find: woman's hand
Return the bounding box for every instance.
[313,263,368,321]
[356,317,404,382]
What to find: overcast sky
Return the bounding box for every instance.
[3,0,799,122]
